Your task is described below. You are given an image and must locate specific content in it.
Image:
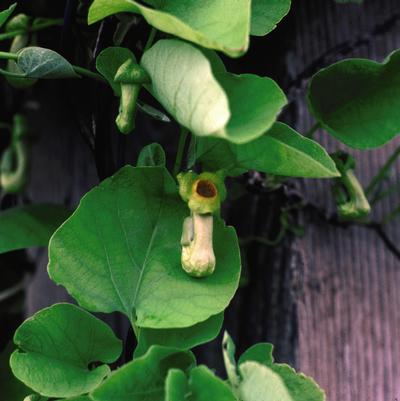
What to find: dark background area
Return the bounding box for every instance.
[1,1,400,400]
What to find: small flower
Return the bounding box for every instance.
[178,170,226,277]
[113,59,150,134]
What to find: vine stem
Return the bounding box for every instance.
[72,65,107,83]
[0,18,64,42]
[304,122,321,138]
[131,321,140,340]
[0,51,18,61]
[381,205,400,225]
[143,27,157,53]
[0,50,107,83]
[365,144,400,197]
[173,126,189,177]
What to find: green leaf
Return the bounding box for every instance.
[96,46,136,96]
[238,343,274,366]
[0,343,31,401]
[0,204,71,254]
[91,346,195,401]
[0,3,16,29]
[188,366,236,401]
[238,361,325,401]
[237,343,325,401]
[222,332,240,389]
[141,40,286,144]
[10,303,122,398]
[138,102,171,122]
[165,366,236,401]
[196,123,340,178]
[137,143,166,167]
[24,396,48,401]
[135,313,223,358]
[88,0,250,58]
[48,166,241,328]
[308,50,400,149]
[141,39,231,140]
[17,47,79,79]
[215,73,287,144]
[165,369,188,401]
[251,0,291,36]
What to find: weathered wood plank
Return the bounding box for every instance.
[288,1,400,400]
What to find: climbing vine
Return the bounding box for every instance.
[0,0,398,400]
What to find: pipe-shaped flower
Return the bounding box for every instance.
[177,171,226,214]
[178,171,226,277]
[114,59,150,134]
[331,152,371,220]
[0,114,30,194]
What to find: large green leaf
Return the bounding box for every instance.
[0,204,71,254]
[308,50,400,149]
[195,122,339,178]
[48,166,241,329]
[88,0,250,57]
[141,40,231,140]
[165,366,236,401]
[135,313,223,357]
[251,0,291,36]
[10,303,122,398]
[141,40,286,144]
[237,343,325,401]
[17,47,79,79]
[0,3,16,29]
[91,346,195,401]
[0,343,31,401]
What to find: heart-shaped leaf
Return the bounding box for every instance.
[0,3,16,29]
[308,50,400,149]
[137,143,166,167]
[237,342,325,401]
[134,313,223,357]
[238,361,325,401]
[91,346,195,401]
[0,204,71,254]
[195,123,339,178]
[17,47,79,79]
[48,166,241,329]
[251,0,291,36]
[96,46,137,95]
[165,366,236,401]
[88,0,250,57]
[10,303,122,398]
[0,343,31,400]
[141,40,286,144]
[141,39,231,139]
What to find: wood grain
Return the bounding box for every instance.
[289,1,400,400]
